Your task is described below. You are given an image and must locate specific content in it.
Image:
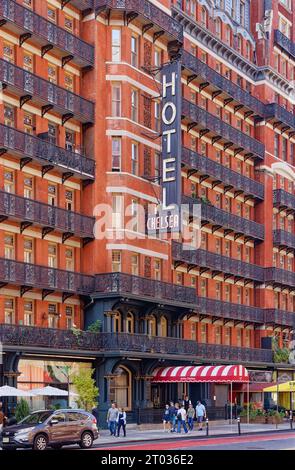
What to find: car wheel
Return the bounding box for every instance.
[51,444,63,450]
[33,434,48,451]
[79,431,93,449]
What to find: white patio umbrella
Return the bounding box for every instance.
[31,386,77,397]
[0,385,34,397]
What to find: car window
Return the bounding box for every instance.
[67,412,79,422]
[19,412,53,425]
[51,413,66,423]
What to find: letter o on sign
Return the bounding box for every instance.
[162,102,177,125]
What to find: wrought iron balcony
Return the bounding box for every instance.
[0,324,273,363]
[273,230,295,251]
[264,309,295,329]
[0,258,93,294]
[274,29,295,60]
[182,147,264,200]
[0,59,94,124]
[66,0,94,12]
[0,190,95,241]
[94,0,183,45]
[273,189,295,212]
[95,272,196,307]
[172,241,264,283]
[182,99,265,161]
[0,0,94,68]
[195,296,264,325]
[264,103,295,134]
[264,267,295,289]
[181,51,265,119]
[182,195,265,241]
[0,124,95,180]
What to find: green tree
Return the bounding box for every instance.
[15,398,30,422]
[71,368,99,411]
[87,320,102,333]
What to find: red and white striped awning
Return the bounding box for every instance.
[152,365,249,383]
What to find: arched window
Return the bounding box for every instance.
[201,7,207,28]
[237,35,242,54]
[159,316,168,337]
[109,366,131,409]
[246,41,251,60]
[147,315,156,336]
[113,311,122,332]
[226,25,231,45]
[215,18,221,38]
[126,312,134,333]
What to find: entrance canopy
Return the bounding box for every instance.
[263,381,295,393]
[152,365,249,383]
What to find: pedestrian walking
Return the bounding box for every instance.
[196,400,206,431]
[162,404,170,432]
[116,407,127,437]
[0,402,7,434]
[168,401,176,432]
[183,395,191,411]
[177,405,188,434]
[187,403,195,431]
[107,402,118,436]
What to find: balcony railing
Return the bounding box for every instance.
[265,267,295,288]
[273,189,295,212]
[264,103,295,133]
[182,195,265,241]
[172,241,264,282]
[0,190,95,240]
[0,0,94,67]
[68,0,94,11]
[95,272,196,306]
[182,99,265,160]
[273,230,295,251]
[0,59,94,123]
[0,124,95,179]
[94,0,183,44]
[181,51,265,118]
[0,258,94,294]
[274,29,295,60]
[195,296,264,324]
[264,309,295,328]
[182,147,264,200]
[0,325,273,363]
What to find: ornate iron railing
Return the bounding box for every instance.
[264,309,295,328]
[0,325,273,363]
[182,195,265,240]
[94,0,183,43]
[274,29,295,59]
[0,59,94,123]
[0,0,94,67]
[68,0,94,11]
[0,124,95,179]
[264,267,295,288]
[273,189,295,211]
[172,241,264,282]
[195,296,264,324]
[182,99,265,160]
[181,50,265,118]
[182,147,264,200]
[264,103,295,131]
[0,190,95,239]
[0,258,94,294]
[273,230,295,250]
[95,272,196,305]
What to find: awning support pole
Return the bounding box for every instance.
[230,382,233,426]
[247,381,250,425]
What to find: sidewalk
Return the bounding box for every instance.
[94,421,294,446]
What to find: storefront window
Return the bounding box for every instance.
[109,366,131,410]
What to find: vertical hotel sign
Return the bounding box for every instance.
[147,60,182,234]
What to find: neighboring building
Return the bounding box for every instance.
[0,0,295,424]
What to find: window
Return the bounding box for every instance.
[112,251,121,272]
[154,101,161,133]
[48,123,57,145]
[215,238,221,254]
[246,42,251,60]
[47,5,57,23]
[23,0,33,8]
[237,245,242,261]
[225,285,231,302]
[48,184,57,206]
[112,83,121,117]
[112,194,123,229]
[245,329,251,348]
[154,48,161,80]
[48,63,57,84]
[279,16,290,38]
[23,52,33,72]
[154,259,161,280]
[225,327,231,346]
[274,134,279,158]
[215,326,222,344]
[225,26,231,45]
[24,175,33,199]
[126,312,134,333]
[200,323,207,343]
[48,243,57,268]
[148,315,157,336]
[131,253,139,275]
[24,112,34,134]
[176,272,183,285]
[66,306,74,329]
[215,18,221,38]
[4,298,15,324]
[24,300,34,326]
[215,282,221,300]
[112,138,121,171]
[160,316,167,337]
[236,328,242,347]
[240,0,245,27]
[64,15,74,32]
[131,199,139,232]
[131,142,138,175]
[131,89,138,122]
[201,7,207,27]
[65,247,74,271]
[131,36,139,67]
[4,169,14,193]
[109,366,131,410]
[200,279,207,297]
[65,129,75,152]
[24,238,34,263]
[65,72,74,92]
[4,105,15,127]
[3,41,14,63]
[4,233,14,259]
[282,138,287,161]
[144,256,151,278]
[111,29,121,62]
[48,304,59,328]
[65,189,74,211]
[154,151,160,179]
